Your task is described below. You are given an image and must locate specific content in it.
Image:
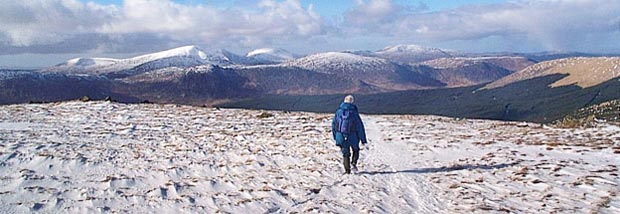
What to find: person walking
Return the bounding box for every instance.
[332,95,368,174]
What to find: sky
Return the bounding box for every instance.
[1,0,620,68]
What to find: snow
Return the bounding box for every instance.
[104,45,231,72]
[0,70,36,80]
[375,44,456,58]
[378,44,445,54]
[0,70,96,81]
[293,52,383,64]
[63,58,119,68]
[0,122,39,131]
[373,44,455,63]
[126,45,208,63]
[246,48,295,63]
[373,116,619,212]
[284,52,390,74]
[120,65,216,83]
[247,48,281,57]
[46,45,232,76]
[1,101,618,213]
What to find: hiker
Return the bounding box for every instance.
[332,95,368,174]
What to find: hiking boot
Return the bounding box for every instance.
[351,150,359,167]
[343,156,351,174]
[351,164,358,172]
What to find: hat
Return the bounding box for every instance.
[344,95,354,103]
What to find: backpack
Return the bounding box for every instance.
[335,109,357,134]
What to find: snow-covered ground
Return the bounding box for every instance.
[0,101,618,213]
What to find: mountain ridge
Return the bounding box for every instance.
[2,45,619,123]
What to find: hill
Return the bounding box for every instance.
[219,57,620,123]
[2,46,618,123]
[555,99,620,127]
[572,99,620,122]
[282,52,445,90]
[484,57,620,89]
[406,56,534,87]
[46,46,234,77]
[0,70,138,105]
[373,44,455,63]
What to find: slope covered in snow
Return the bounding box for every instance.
[49,58,119,74]
[285,52,390,74]
[126,45,209,64]
[379,44,449,54]
[246,48,295,64]
[59,58,119,68]
[374,44,455,63]
[1,101,618,213]
[283,52,445,90]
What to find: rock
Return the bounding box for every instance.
[257,112,274,119]
[309,188,321,194]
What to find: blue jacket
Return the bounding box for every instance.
[332,103,367,146]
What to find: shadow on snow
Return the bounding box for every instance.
[358,162,520,175]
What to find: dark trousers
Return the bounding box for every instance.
[340,135,360,173]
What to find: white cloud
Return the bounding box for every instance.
[1,0,620,55]
[344,0,620,52]
[0,0,325,53]
[0,0,116,46]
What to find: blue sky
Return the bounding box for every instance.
[1,0,620,68]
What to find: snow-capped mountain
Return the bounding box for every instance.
[374,44,455,63]
[50,57,119,74]
[6,44,620,111]
[285,52,390,74]
[283,51,444,90]
[126,45,212,65]
[47,45,233,77]
[124,45,234,67]
[120,64,218,83]
[59,57,119,68]
[246,48,296,64]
